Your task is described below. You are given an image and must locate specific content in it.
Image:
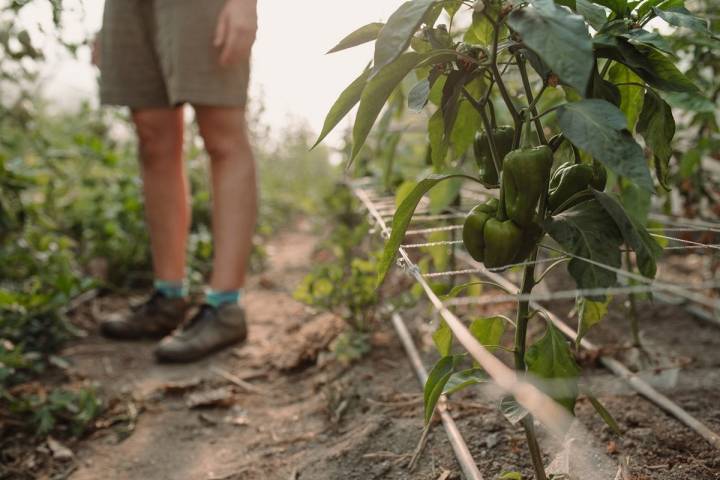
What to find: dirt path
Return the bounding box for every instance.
[65,225,464,480]
[61,224,720,480]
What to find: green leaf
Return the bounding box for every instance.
[653,6,711,36]
[424,355,460,423]
[377,172,480,285]
[408,78,431,112]
[443,368,488,396]
[576,0,607,30]
[500,473,523,480]
[576,295,610,344]
[450,99,481,155]
[544,199,623,294]
[663,91,715,113]
[352,52,425,160]
[507,0,593,93]
[594,0,629,15]
[469,316,506,352]
[592,190,662,279]
[526,321,581,413]
[586,393,622,435]
[432,320,453,356]
[429,177,463,213]
[429,108,449,169]
[621,29,675,56]
[636,89,675,190]
[619,177,651,224]
[327,22,385,54]
[464,9,498,45]
[597,40,698,93]
[608,63,644,132]
[500,395,529,425]
[313,65,371,149]
[557,99,653,191]
[444,0,463,17]
[373,0,438,75]
[640,47,698,93]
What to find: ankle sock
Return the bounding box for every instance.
[205,289,242,308]
[154,279,188,299]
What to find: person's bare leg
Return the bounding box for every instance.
[132,107,189,282]
[194,106,257,291]
[101,108,190,340]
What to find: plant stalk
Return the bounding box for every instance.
[625,250,642,348]
[514,249,548,480]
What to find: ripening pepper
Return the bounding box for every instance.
[502,144,554,227]
[462,198,525,269]
[473,126,514,186]
[548,160,607,211]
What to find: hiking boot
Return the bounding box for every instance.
[154,303,248,363]
[100,291,189,340]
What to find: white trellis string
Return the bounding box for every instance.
[404,224,465,235]
[541,244,720,312]
[422,256,566,277]
[443,280,720,308]
[649,233,720,252]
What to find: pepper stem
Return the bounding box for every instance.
[520,112,536,150]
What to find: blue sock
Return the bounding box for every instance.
[205,289,242,308]
[154,279,187,299]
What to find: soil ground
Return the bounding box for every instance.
[12,223,720,480]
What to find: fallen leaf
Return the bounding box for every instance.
[47,437,73,461]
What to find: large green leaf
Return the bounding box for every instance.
[640,47,699,93]
[621,29,675,56]
[327,23,385,54]
[557,99,653,191]
[469,316,506,352]
[424,355,460,423]
[525,321,581,413]
[544,199,623,294]
[313,65,371,149]
[576,0,607,30]
[576,295,610,344]
[653,7,711,36]
[507,0,593,93]
[597,39,698,93]
[377,172,480,285]
[636,89,675,190]
[608,63,644,132]
[373,0,438,75]
[593,190,662,279]
[352,52,425,160]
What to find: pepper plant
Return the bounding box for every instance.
[316,0,714,476]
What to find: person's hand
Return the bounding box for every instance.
[91,34,100,67]
[214,0,257,67]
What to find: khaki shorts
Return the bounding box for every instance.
[100,0,250,108]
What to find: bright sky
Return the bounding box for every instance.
[39,0,405,149]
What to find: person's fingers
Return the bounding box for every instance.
[214,12,228,47]
[219,28,237,66]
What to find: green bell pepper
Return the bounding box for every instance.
[473,126,514,186]
[548,160,608,211]
[462,197,528,268]
[502,144,554,227]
